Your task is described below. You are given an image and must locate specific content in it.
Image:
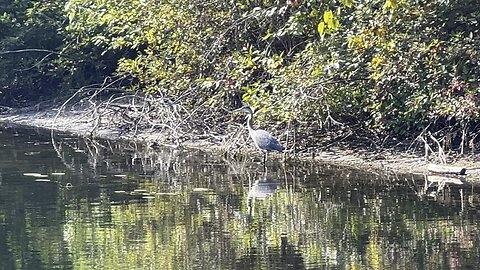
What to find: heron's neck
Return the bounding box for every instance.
[246,113,254,132]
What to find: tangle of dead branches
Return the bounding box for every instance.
[50,76,238,149]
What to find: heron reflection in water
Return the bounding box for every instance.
[233,105,285,164]
[247,176,282,217]
[247,177,282,200]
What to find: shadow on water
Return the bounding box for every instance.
[1,124,480,269]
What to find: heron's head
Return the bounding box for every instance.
[233,105,254,115]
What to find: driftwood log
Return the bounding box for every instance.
[427,163,467,175]
[427,175,464,185]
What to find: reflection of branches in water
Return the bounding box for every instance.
[404,173,469,212]
[50,132,190,188]
[51,133,76,172]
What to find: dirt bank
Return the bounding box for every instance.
[1,102,479,182]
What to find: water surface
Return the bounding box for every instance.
[0,124,480,269]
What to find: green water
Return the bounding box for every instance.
[0,124,479,269]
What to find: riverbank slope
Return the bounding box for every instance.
[2,101,480,182]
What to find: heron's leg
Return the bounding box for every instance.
[262,153,267,172]
[263,156,267,173]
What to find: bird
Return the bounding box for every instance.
[233,105,285,164]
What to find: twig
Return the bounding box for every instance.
[0,49,62,55]
[428,132,447,164]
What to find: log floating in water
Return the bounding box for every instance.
[427,163,467,175]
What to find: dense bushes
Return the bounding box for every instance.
[0,0,64,104]
[1,0,480,150]
[0,0,117,105]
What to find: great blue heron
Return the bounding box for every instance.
[234,105,284,164]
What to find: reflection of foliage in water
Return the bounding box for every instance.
[1,127,480,269]
[59,137,480,269]
[62,181,480,269]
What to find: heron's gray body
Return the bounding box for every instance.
[234,105,285,155]
[248,127,284,153]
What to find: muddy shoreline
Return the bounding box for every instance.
[1,104,479,181]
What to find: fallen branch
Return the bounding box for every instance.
[427,175,464,185]
[427,163,466,175]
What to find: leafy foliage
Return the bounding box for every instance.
[0,0,65,104]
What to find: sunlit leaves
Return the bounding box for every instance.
[317,21,326,37]
[64,0,240,95]
[370,56,384,69]
[324,10,339,29]
[261,31,273,41]
[339,0,354,8]
[383,0,397,10]
[347,36,365,50]
[317,10,340,38]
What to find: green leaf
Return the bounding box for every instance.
[317,21,326,36]
[383,0,397,10]
[323,10,334,23]
[340,0,353,8]
[262,31,273,41]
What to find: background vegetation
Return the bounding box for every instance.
[1,0,479,152]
